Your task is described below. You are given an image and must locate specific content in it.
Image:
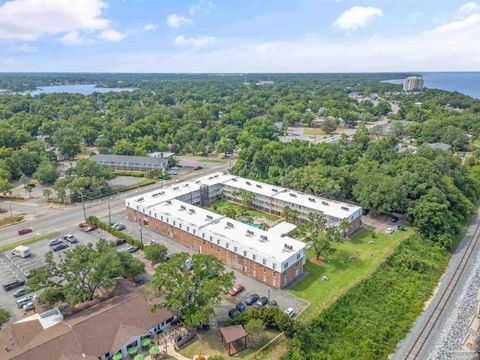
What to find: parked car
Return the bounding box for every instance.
[48,239,62,247]
[253,296,269,309]
[362,209,369,216]
[245,293,259,306]
[166,253,178,261]
[16,296,33,308]
[134,279,146,287]
[63,234,78,243]
[144,240,156,246]
[13,288,27,298]
[385,227,395,235]
[174,332,195,350]
[113,223,126,231]
[52,243,68,252]
[228,308,238,319]
[268,299,278,307]
[22,302,34,311]
[229,284,245,296]
[171,166,179,170]
[83,225,96,232]
[114,239,126,246]
[185,258,193,271]
[167,170,178,175]
[193,165,203,171]
[4,280,25,291]
[17,228,32,236]
[284,307,296,318]
[126,246,138,253]
[390,216,399,223]
[398,225,407,231]
[235,302,247,313]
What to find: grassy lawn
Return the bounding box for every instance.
[207,199,281,222]
[201,159,227,164]
[179,328,279,359]
[290,227,413,320]
[0,215,25,228]
[303,127,326,135]
[0,231,59,253]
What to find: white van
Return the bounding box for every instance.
[11,246,31,258]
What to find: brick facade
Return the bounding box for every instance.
[127,208,303,289]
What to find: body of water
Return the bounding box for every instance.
[29,84,135,96]
[384,72,480,99]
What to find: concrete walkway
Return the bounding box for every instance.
[166,343,192,360]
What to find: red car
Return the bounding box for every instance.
[83,225,97,232]
[17,228,32,236]
[229,284,245,296]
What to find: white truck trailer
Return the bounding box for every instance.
[11,245,31,258]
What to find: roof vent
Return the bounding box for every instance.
[341,206,350,211]
[308,197,316,202]
[166,200,172,205]
[289,193,296,197]
[173,186,179,190]
[184,184,189,187]
[260,235,268,241]
[137,197,144,202]
[272,188,278,192]
[322,201,329,206]
[246,230,254,236]
[226,222,234,228]
[195,180,201,184]
[189,208,196,214]
[206,215,214,220]
[283,244,294,251]
[246,181,251,185]
[256,184,262,188]
[180,205,186,211]
[232,178,238,182]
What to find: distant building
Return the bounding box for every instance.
[147,151,174,159]
[88,154,169,171]
[403,77,424,92]
[255,80,274,86]
[426,142,452,151]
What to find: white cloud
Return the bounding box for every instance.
[98,29,126,42]
[189,0,215,15]
[166,14,192,28]
[174,35,215,48]
[334,6,383,31]
[143,23,157,31]
[60,31,90,46]
[10,43,37,53]
[432,13,480,33]
[459,2,480,15]
[0,0,110,41]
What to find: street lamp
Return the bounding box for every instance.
[139,222,144,250]
[79,191,87,223]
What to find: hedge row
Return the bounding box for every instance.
[86,216,143,249]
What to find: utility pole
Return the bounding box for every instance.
[9,202,13,220]
[139,223,144,250]
[79,191,87,222]
[108,197,112,226]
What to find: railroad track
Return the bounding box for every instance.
[404,220,480,359]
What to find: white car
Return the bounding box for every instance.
[385,227,395,235]
[284,307,296,318]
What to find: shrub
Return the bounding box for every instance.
[87,216,143,248]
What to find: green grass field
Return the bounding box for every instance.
[207,199,281,222]
[290,227,413,320]
[303,127,326,135]
[179,328,279,359]
[0,231,59,253]
[0,215,25,228]
[201,159,227,164]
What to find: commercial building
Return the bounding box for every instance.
[126,172,362,288]
[403,76,424,92]
[88,154,169,171]
[0,281,178,360]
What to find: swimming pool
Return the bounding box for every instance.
[240,220,262,229]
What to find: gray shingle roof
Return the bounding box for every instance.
[88,154,168,166]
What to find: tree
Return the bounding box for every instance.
[20,174,32,198]
[235,189,254,209]
[222,206,238,220]
[245,318,266,347]
[320,118,338,134]
[282,206,300,224]
[34,161,59,184]
[306,232,336,260]
[0,178,13,196]
[144,244,168,264]
[53,128,81,160]
[216,137,235,158]
[42,188,52,200]
[306,212,327,232]
[150,253,234,328]
[28,239,145,305]
[0,307,10,328]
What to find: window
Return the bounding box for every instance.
[243,250,247,257]
[234,246,238,252]
[273,263,277,270]
[202,233,205,239]
[179,224,182,229]
[187,226,190,232]
[217,239,220,245]
[173,221,176,226]
[210,236,213,241]
[297,253,301,260]
[193,229,196,235]
[262,258,266,265]
[226,243,229,249]
[161,216,164,221]
[283,262,288,269]
[252,254,256,261]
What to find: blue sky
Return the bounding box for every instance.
[0,0,479,72]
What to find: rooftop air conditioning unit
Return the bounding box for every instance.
[341,206,350,211]
[308,197,316,202]
[206,215,213,220]
[289,193,296,197]
[246,230,254,236]
[322,201,329,206]
[226,222,234,228]
[246,181,251,185]
[260,235,268,241]
[256,184,262,188]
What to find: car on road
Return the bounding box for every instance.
[245,293,259,305]
[22,302,34,311]
[253,296,269,309]
[126,246,139,253]
[385,227,395,235]
[48,239,62,247]
[236,302,247,313]
[16,296,33,308]
[268,299,278,307]
[52,243,68,252]
[17,228,32,236]
[13,288,27,298]
[284,307,296,318]
[114,239,126,246]
[83,225,97,232]
[63,234,78,243]
[3,280,25,291]
[167,170,178,175]
[229,284,245,296]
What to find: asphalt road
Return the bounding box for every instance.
[0,163,230,247]
[392,209,480,360]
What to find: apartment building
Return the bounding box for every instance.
[126,173,362,288]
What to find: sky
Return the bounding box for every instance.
[0,0,479,73]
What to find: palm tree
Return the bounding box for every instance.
[306,212,327,232]
[339,220,350,239]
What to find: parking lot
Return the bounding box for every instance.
[104,210,309,324]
